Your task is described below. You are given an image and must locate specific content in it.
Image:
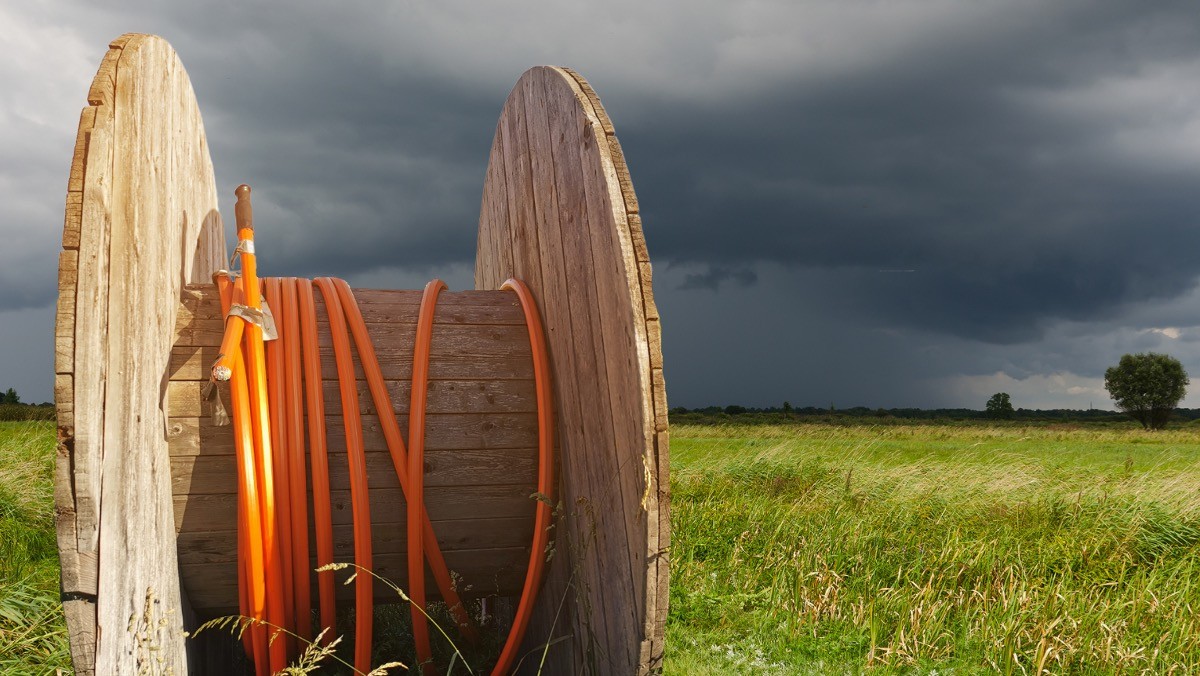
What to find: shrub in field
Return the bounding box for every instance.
[1104,352,1189,430]
[986,392,1014,419]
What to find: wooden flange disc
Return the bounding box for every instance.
[54,34,226,675]
[476,66,670,674]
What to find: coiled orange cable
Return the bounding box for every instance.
[491,278,556,676]
[314,277,376,672]
[212,186,556,674]
[408,279,446,674]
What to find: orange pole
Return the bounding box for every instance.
[216,272,269,674]
[234,185,288,673]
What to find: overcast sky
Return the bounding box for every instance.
[6,1,1200,409]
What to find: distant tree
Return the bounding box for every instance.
[1104,353,1189,430]
[2,388,18,405]
[986,392,1014,419]
[724,404,747,415]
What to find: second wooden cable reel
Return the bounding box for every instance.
[54,33,669,674]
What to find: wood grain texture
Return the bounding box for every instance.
[475,66,669,675]
[167,284,542,614]
[54,34,225,675]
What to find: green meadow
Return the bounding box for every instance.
[666,422,1200,674]
[0,421,70,672]
[5,419,1200,673]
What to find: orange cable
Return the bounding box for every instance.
[263,277,297,659]
[282,277,312,642]
[330,278,480,645]
[314,277,376,673]
[408,279,446,674]
[215,192,555,675]
[491,278,556,676]
[296,277,338,642]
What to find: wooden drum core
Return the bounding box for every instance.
[167,284,540,613]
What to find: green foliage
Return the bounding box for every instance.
[1,387,19,405]
[666,422,1200,673]
[0,404,55,422]
[986,392,1014,418]
[0,422,70,672]
[1104,352,1189,430]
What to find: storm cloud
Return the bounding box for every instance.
[5,1,1200,407]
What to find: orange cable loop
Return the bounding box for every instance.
[491,278,556,676]
[408,279,446,674]
[313,277,375,673]
[216,189,556,675]
[296,277,338,642]
[331,278,480,645]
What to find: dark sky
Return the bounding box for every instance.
[6,1,1200,409]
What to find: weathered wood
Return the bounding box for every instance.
[178,516,533,564]
[55,33,225,675]
[475,66,669,674]
[172,447,537,494]
[569,66,670,672]
[175,484,537,532]
[165,283,542,618]
[181,547,531,612]
[165,378,537,419]
[169,345,534,381]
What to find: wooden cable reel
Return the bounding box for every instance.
[54,33,669,674]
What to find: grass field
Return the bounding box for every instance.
[0,421,70,673]
[4,419,1200,673]
[665,422,1200,674]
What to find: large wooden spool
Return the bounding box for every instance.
[55,34,669,675]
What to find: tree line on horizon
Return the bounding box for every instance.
[0,387,55,422]
[674,353,1194,429]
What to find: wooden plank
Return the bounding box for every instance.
[563,66,649,673]
[175,484,536,532]
[174,286,524,326]
[177,516,533,564]
[63,190,84,249]
[54,374,74,430]
[168,344,533,381]
[85,45,120,107]
[533,65,626,667]
[605,135,640,215]
[168,412,537,455]
[55,250,78,374]
[172,317,530,355]
[66,106,96,194]
[165,378,537,418]
[500,66,547,300]
[567,68,669,673]
[71,108,112,566]
[181,547,531,612]
[171,447,537,495]
[476,121,514,290]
